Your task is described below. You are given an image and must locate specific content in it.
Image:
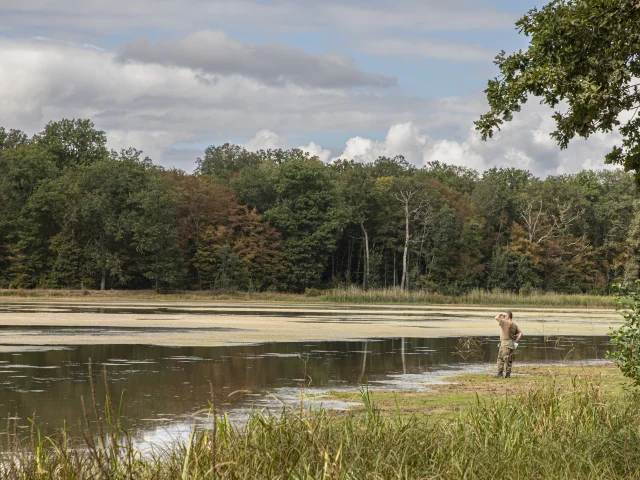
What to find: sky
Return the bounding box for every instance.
[0,0,621,176]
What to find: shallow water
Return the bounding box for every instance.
[0,335,610,443]
[0,302,616,320]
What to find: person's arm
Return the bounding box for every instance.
[514,325,523,342]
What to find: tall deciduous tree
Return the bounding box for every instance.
[476,0,640,178]
[334,160,378,289]
[196,143,261,182]
[264,152,347,291]
[28,149,182,290]
[171,172,282,291]
[171,172,239,287]
[34,119,108,169]
[129,168,184,291]
[393,178,433,291]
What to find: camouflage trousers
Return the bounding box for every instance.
[497,340,515,374]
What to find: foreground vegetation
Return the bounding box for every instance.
[3,365,639,479]
[327,364,628,420]
[0,286,617,308]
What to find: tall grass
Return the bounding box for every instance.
[0,286,616,308]
[322,286,616,308]
[4,379,640,479]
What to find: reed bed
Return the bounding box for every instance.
[3,377,639,479]
[322,286,616,307]
[0,287,616,308]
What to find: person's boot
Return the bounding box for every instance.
[505,372,511,379]
[495,372,504,378]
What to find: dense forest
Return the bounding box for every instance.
[1,119,638,294]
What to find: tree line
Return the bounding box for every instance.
[1,119,638,294]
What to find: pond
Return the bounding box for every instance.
[0,334,611,445]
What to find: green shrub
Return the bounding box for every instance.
[609,282,640,388]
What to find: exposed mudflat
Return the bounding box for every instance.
[0,300,620,350]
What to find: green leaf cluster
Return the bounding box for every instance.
[609,281,640,387]
[476,0,640,181]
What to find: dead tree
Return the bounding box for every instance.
[519,199,579,245]
[394,189,430,291]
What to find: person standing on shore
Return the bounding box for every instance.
[495,311,522,378]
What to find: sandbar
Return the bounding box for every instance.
[0,300,621,351]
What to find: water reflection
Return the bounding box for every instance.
[0,336,610,439]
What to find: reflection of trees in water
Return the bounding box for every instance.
[402,337,406,375]
[454,337,487,361]
[0,336,611,438]
[358,340,367,384]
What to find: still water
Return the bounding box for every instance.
[0,335,610,442]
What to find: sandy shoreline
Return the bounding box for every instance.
[0,300,621,352]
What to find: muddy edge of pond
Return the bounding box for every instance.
[0,301,621,351]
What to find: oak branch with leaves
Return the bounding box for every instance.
[475,0,640,180]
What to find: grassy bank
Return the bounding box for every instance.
[326,364,628,420]
[0,286,616,308]
[4,365,639,479]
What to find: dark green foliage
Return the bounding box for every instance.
[0,127,28,150]
[262,152,347,291]
[1,117,639,294]
[609,282,640,387]
[196,143,260,181]
[424,160,479,195]
[34,118,108,169]
[20,148,183,290]
[476,0,640,181]
[195,243,247,290]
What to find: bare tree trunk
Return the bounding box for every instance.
[100,268,106,291]
[401,200,409,291]
[359,340,368,383]
[361,221,369,290]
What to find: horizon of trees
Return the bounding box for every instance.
[1,119,638,295]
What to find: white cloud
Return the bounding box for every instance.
[0,38,428,170]
[244,129,289,151]
[0,37,623,178]
[333,122,476,167]
[244,131,331,163]
[243,111,620,178]
[330,102,622,177]
[300,142,331,163]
